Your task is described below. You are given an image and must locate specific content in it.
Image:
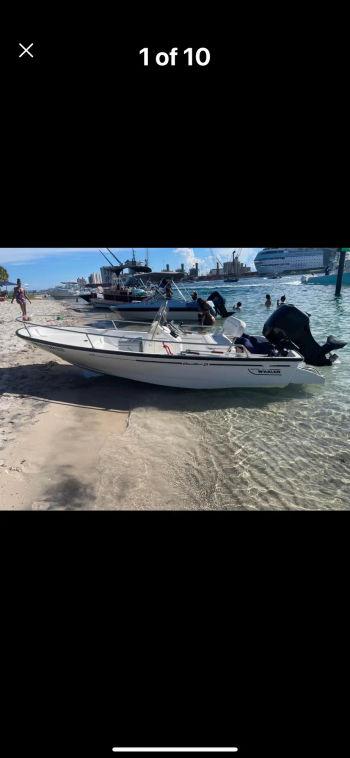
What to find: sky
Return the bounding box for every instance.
[0,248,261,289]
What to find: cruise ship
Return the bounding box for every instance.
[254,248,338,276]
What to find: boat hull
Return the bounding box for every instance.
[304,272,350,286]
[83,293,148,306]
[17,329,324,389]
[110,304,213,322]
[51,293,82,300]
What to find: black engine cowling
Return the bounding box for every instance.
[263,304,347,366]
[208,291,230,317]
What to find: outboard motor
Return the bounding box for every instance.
[263,304,347,366]
[208,291,230,317]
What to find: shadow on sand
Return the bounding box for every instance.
[0,360,318,415]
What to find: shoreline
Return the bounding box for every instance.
[1,293,349,510]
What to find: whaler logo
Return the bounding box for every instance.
[248,368,281,376]
[46,344,65,353]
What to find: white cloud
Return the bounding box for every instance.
[174,248,199,269]
[211,248,262,271]
[0,246,263,272]
[173,248,261,274]
[175,248,237,273]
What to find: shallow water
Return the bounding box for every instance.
[16,283,349,509]
[99,277,350,510]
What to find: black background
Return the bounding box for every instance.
[1,9,349,757]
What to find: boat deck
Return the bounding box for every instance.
[16,323,301,362]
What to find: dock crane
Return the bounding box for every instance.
[209,248,224,276]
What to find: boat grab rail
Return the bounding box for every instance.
[17,317,96,349]
[16,315,120,331]
[17,318,237,351]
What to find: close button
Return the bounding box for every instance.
[17,41,38,62]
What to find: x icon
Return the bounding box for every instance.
[19,42,34,58]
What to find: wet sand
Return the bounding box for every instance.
[0,300,129,509]
[0,397,128,509]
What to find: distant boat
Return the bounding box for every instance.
[302,272,350,286]
[110,291,232,322]
[224,277,239,283]
[80,286,149,308]
[50,282,87,300]
[302,254,350,285]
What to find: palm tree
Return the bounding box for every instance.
[0,265,9,283]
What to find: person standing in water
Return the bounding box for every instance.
[265,294,272,307]
[11,279,31,320]
[277,295,286,307]
[191,291,215,325]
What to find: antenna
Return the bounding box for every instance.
[106,248,123,266]
[99,249,114,266]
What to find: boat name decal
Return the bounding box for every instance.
[248,368,282,375]
[45,344,65,353]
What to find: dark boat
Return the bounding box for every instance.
[80,288,146,305]
[224,277,239,283]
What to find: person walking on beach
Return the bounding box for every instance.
[11,279,31,320]
[277,295,287,307]
[265,294,272,307]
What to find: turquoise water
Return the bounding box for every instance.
[102,276,350,510]
[179,275,350,344]
[61,279,350,509]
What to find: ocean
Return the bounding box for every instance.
[91,276,350,510]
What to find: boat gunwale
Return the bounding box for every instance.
[16,328,303,364]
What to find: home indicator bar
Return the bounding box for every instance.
[112,750,239,754]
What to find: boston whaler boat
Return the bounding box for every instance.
[109,281,234,323]
[15,304,341,390]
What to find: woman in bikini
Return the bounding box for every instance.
[11,279,31,320]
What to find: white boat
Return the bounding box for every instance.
[301,253,350,285]
[82,279,204,319]
[50,282,88,300]
[16,306,324,389]
[109,281,233,322]
[110,299,207,322]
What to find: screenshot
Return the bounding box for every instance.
[1,245,349,511]
[1,16,348,758]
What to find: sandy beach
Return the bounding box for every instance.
[0,299,200,509]
[0,300,129,509]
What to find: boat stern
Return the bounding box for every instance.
[293,363,325,385]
